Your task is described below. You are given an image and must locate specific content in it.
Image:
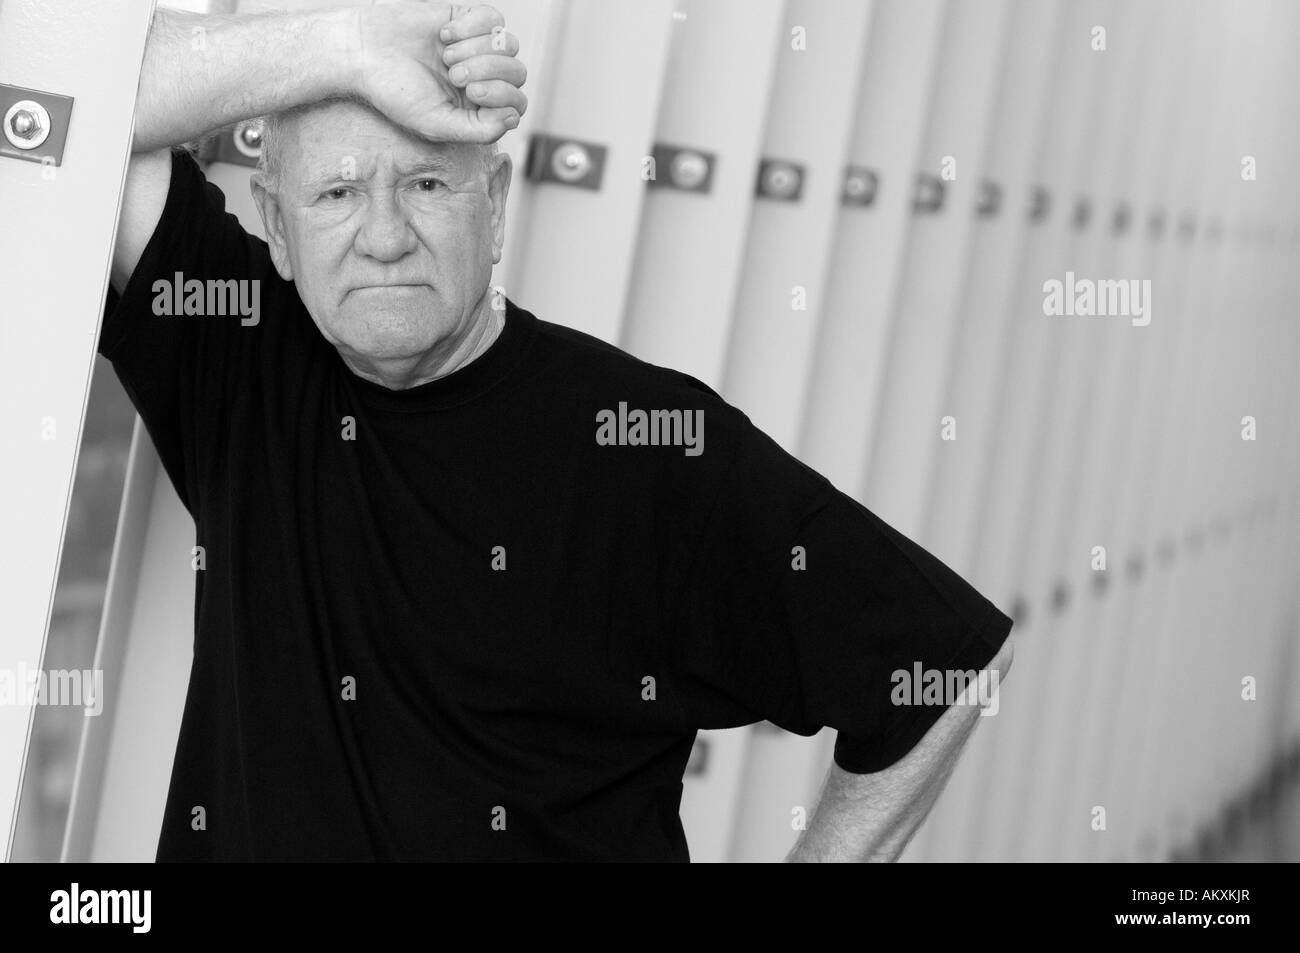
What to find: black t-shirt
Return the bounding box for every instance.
[99,148,1013,861]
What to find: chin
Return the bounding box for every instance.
[334,310,448,358]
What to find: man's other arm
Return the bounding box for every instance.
[111,3,526,294]
[785,635,1015,862]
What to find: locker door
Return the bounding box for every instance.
[955,0,1116,862]
[857,0,1012,540]
[619,0,786,388]
[718,0,875,452]
[729,0,950,865]
[904,0,1067,863]
[0,0,157,860]
[508,0,676,343]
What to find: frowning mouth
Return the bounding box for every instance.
[351,284,429,291]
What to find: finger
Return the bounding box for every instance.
[442,29,520,64]
[439,4,504,44]
[440,105,519,145]
[465,80,527,114]
[447,53,527,89]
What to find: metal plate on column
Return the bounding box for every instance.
[525,133,606,191]
[911,170,945,213]
[0,84,74,166]
[646,143,715,194]
[199,118,265,169]
[755,157,804,201]
[840,165,879,207]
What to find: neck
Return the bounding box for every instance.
[340,292,505,390]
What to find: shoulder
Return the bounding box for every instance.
[514,304,769,461]
[526,311,719,398]
[509,300,827,502]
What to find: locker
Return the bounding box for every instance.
[508,0,676,342]
[619,0,786,388]
[0,0,158,861]
[857,0,1012,541]
[718,0,875,453]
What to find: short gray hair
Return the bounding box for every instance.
[257,92,498,189]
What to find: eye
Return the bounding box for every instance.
[321,186,352,201]
[414,177,446,192]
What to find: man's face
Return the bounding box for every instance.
[254,100,510,373]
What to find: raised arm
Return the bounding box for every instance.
[111,2,526,292]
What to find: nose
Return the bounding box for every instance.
[352,189,418,262]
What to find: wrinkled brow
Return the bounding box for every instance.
[299,154,463,192]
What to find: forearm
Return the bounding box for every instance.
[132,7,360,153]
[788,703,980,862]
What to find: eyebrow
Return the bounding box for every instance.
[398,156,459,178]
[300,155,460,192]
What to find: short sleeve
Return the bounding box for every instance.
[666,411,1013,774]
[99,148,280,513]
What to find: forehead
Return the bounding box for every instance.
[281,100,480,188]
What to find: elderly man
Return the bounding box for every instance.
[105,2,1013,862]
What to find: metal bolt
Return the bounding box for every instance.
[669,150,709,190]
[233,119,264,158]
[765,164,797,197]
[758,160,802,200]
[551,142,591,183]
[4,100,52,150]
[11,109,40,138]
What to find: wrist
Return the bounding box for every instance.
[325,7,368,102]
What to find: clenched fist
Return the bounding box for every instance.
[353,2,528,144]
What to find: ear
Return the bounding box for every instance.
[250,170,294,282]
[486,152,512,265]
